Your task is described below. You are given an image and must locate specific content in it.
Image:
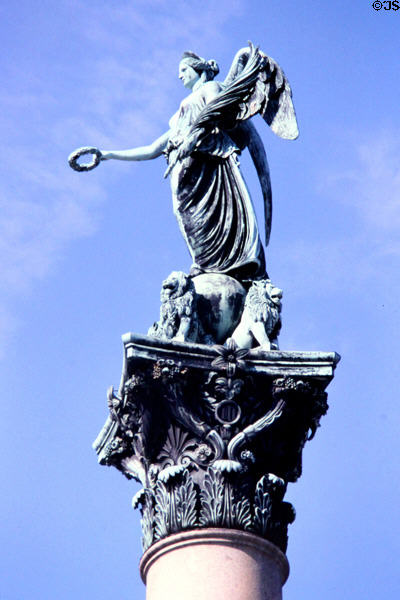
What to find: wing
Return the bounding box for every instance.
[231,121,272,247]
[245,122,273,247]
[189,42,299,141]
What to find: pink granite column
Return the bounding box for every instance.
[140,528,289,600]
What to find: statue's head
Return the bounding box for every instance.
[179,52,219,89]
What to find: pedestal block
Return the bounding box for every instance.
[140,529,289,600]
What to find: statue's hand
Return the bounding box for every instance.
[176,129,205,161]
[176,137,196,161]
[99,151,112,161]
[164,129,205,178]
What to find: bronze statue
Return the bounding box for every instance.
[69,43,298,282]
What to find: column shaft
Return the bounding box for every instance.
[140,529,289,600]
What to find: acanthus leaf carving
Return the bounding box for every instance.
[232,496,252,531]
[253,475,274,536]
[175,470,197,530]
[199,468,224,527]
[133,488,155,552]
[154,479,170,540]
[253,474,295,552]
[154,467,198,542]
[200,465,252,532]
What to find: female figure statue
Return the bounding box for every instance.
[69,44,298,283]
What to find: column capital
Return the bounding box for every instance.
[93,334,339,554]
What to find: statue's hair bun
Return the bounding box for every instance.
[207,59,220,75]
[181,52,219,80]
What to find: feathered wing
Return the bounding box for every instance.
[246,123,272,247]
[259,53,299,140]
[189,42,299,140]
[233,121,272,247]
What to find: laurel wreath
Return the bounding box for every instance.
[68,147,102,172]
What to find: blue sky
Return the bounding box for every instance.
[1,1,400,598]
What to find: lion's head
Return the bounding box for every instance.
[160,271,193,303]
[245,279,282,327]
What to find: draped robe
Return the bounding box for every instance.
[167,83,266,280]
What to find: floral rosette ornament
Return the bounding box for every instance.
[211,338,249,377]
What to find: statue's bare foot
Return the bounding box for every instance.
[259,342,272,352]
[189,264,204,277]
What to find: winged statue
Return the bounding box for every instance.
[69,43,298,283]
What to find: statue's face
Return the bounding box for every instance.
[179,61,200,89]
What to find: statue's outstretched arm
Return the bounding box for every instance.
[101,130,170,162]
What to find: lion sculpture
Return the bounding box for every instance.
[149,271,248,344]
[148,271,199,342]
[231,279,282,350]
[148,272,282,350]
